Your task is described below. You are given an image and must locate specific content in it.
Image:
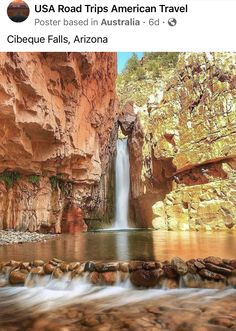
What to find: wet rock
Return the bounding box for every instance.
[209,316,234,328]
[44,263,55,274]
[89,271,100,284]
[82,315,100,327]
[49,260,59,266]
[204,256,222,266]
[163,263,179,279]
[68,262,80,271]
[199,269,225,281]
[129,261,144,271]
[84,261,96,272]
[95,262,119,272]
[72,263,85,277]
[229,259,236,269]
[181,273,202,288]
[30,266,44,276]
[186,261,197,274]
[53,268,64,279]
[130,269,163,287]
[171,257,188,275]
[6,260,21,268]
[32,260,45,267]
[119,262,129,273]
[101,272,117,285]
[9,269,28,285]
[205,263,232,276]
[194,261,205,270]
[21,262,31,269]
[155,261,163,269]
[143,261,156,270]
[60,262,70,272]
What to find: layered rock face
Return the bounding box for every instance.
[0,52,118,232]
[128,53,236,230]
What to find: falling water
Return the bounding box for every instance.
[114,139,130,229]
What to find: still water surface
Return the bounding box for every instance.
[0,230,235,262]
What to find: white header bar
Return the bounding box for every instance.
[0,0,235,51]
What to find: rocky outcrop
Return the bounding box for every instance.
[0,52,118,232]
[127,53,236,229]
[1,256,236,288]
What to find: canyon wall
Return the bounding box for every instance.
[126,53,236,230]
[0,52,118,232]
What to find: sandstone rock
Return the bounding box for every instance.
[52,268,64,279]
[100,272,117,285]
[9,269,28,285]
[32,260,45,267]
[21,262,30,269]
[204,257,222,266]
[60,263,70,272]
[199,269,225,281]
[205,263,232,276]
[130,269,163,287]
[0,52,118,232]
[95,262,119,272]
[119,262,129,273]
[194,261,205,270]
[171,257,188,275]
[152,202,168,230]
[68,262,80,271]
[129,261,144,272]
[43,263,55,274]
[89,271,100,285]
[118,102,136,135]
[163,263,179,279]
[186,261,197,274]
[61,203,87,234]
[30,266,44,276]
[142,261,156,270]
[72,263,85,277]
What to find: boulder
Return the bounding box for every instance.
[171,257,188,275]
[43,263,55,274]
[130,269,163,287]
[9,269,28,285]
[199,269,225,281]
[205,263,232,276]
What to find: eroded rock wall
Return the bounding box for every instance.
[0,52,118,232]
[128,53,236,230]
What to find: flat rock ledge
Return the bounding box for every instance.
[1,256,236,289]
[0,230,58,245]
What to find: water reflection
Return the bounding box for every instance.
[0,231,235,262]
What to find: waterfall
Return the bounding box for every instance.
[114,139,130,229]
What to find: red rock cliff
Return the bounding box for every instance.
[0,52,118,232]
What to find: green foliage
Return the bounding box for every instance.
[144,52,179,69]
[117,52,179,106]
[0,171,21,189]
[124,53,139,73]
[28,174,40,186]
[50,174,73,197]
[50,175,61,190]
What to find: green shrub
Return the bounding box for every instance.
[0,171,21,189]
[28,174,40,185]
[50,175,60,190]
